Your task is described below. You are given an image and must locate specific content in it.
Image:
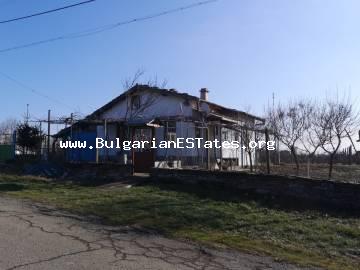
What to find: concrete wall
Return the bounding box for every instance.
[65,163,132,183]
[151,168,360,210]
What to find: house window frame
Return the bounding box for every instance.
[165,121,176,141]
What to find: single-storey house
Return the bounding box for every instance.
[55,84,265,172]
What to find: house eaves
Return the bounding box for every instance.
[86,84,264,122]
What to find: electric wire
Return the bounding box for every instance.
[0,0,218,54]
[0,0,96,24]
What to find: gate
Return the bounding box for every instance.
[0,133,15,162]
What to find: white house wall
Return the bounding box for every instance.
[155,121,203,158]
[92,90,257,167]
[100,92,193,120]
[220,127,256,167]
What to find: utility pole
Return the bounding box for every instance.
[104,119,108,161]
[219,126,223,171]
[25,104,29,123]
[39,121,42,155]
[70,113,73,141]
[47,110,51,159]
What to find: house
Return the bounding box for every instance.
[54,84,265,172]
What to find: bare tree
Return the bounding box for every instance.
[314,96,357,179]
[240,123,258,172]
[236,108,257,172]
[0,118,18,144]
[0,118,18,134]
[268,100,308,175]
[121,69,167,121]
[122,68,168,90]
[117,69,168,146]
[297,100,321,177]
[122,68,146,90]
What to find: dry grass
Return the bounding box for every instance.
[258,163,360,183]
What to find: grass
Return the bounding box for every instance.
[0,173,359,270]
[264,163,360,184]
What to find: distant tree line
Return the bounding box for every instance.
[0,119,43,155]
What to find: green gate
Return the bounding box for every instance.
[0,144,14,161]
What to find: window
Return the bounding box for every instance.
[165,121,176,141]
[222,130,228,141]
[195,127,202,138]
[131,95,141,110]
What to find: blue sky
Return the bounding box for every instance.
[1,0,359,125]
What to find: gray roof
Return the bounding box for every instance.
[87,84,264,122]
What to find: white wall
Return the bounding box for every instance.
[155,121,202,158]
[93,90,257,167]
[100,92,193,120]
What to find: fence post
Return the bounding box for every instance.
[265,128,271,174]
[47,109,51,160]
[12,131,16,159]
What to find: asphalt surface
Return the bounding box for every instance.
[0,196,321,270]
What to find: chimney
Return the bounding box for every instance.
[200,88,209,101]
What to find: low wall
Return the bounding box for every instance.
[4,160,133,181]
[151,168,360,210]
[64,163,132,183]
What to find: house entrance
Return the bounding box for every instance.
[132,128,155,173]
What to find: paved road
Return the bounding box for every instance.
[0,196,320,270]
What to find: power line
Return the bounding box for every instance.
[0,0,218,54]
[0,0,96,24]
[0,70,77,111]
